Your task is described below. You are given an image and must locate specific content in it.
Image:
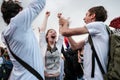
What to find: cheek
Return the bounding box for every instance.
[87,18,91,22]
[46,35,49,38]
[84,17,89,23]
[86,17,91,23]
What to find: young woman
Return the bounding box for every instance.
[39,12,63,80]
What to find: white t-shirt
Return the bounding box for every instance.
[1,0,45,80]
[83,22,109,80]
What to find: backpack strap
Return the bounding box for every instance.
[106,25,113,70]
[106,26,112,35]
[88,35,105,78]
[4,37,43,80]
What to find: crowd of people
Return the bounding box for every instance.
[0,0,120,80]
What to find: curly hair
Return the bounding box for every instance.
[1,0,23,24]
[88,6,107,22]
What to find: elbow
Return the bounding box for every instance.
[71,43,84,50]
[71,46,77,51]
[70,44,79,50]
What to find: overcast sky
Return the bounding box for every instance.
[0,0,120,47]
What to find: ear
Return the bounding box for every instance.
[90,13,96,21]
[91,13,95,19]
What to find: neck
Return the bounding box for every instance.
[48,41,55,46]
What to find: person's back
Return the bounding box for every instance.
[1,0,45,80]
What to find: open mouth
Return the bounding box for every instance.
[51,36,56,39]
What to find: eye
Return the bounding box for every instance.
[49,31,52,33]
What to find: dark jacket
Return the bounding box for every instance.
[61,47,83,80]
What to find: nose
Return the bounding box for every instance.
[52,31,56,34]
[83,17,85,21]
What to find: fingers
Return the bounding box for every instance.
[45,11,50,17]
[59,17,69,26]
[46,11,50,15]
[77,50,83,63]
[57,13,62,18]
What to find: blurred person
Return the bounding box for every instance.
[61,37,83,80]
[1,0,45,79]
[109,16,120,35]
[3,48,10,60]
[39,12,63,80]
[58,6,109,80]
[0,47,4,64]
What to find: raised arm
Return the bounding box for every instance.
[55,13,64,53]
[12,0,46,29]
[39,11,50,32]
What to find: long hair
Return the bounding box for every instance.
[88,6,107,22]
[46,29,57,51]
[1,0,23,24]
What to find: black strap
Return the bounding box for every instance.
[106,26,112,70]
[91,50,95,77]
[88,35,105,78]
[4,37,43,80]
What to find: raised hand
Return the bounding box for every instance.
[57,13,62,19]
[59,16,69,26]
[45,11,50,18]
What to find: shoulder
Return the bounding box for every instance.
[86,22,105,30]
[86,22,104,27]
[86,22,106,35]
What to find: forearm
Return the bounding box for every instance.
[61,27,88,37]
[40,17,48,32]
[30,0,46,14]
[56,34,64,53]
[27,0,46,21]
[60,23,70,37]
[13,0,46,28]
[68,37,85,50]
[67,37,77,50]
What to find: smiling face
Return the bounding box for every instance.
[46,29,57,43]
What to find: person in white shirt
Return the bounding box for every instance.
[39,12,63,80]
[58,6,109,80]
[1,0,45,80]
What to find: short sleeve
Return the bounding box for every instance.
[86,22,104,36]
